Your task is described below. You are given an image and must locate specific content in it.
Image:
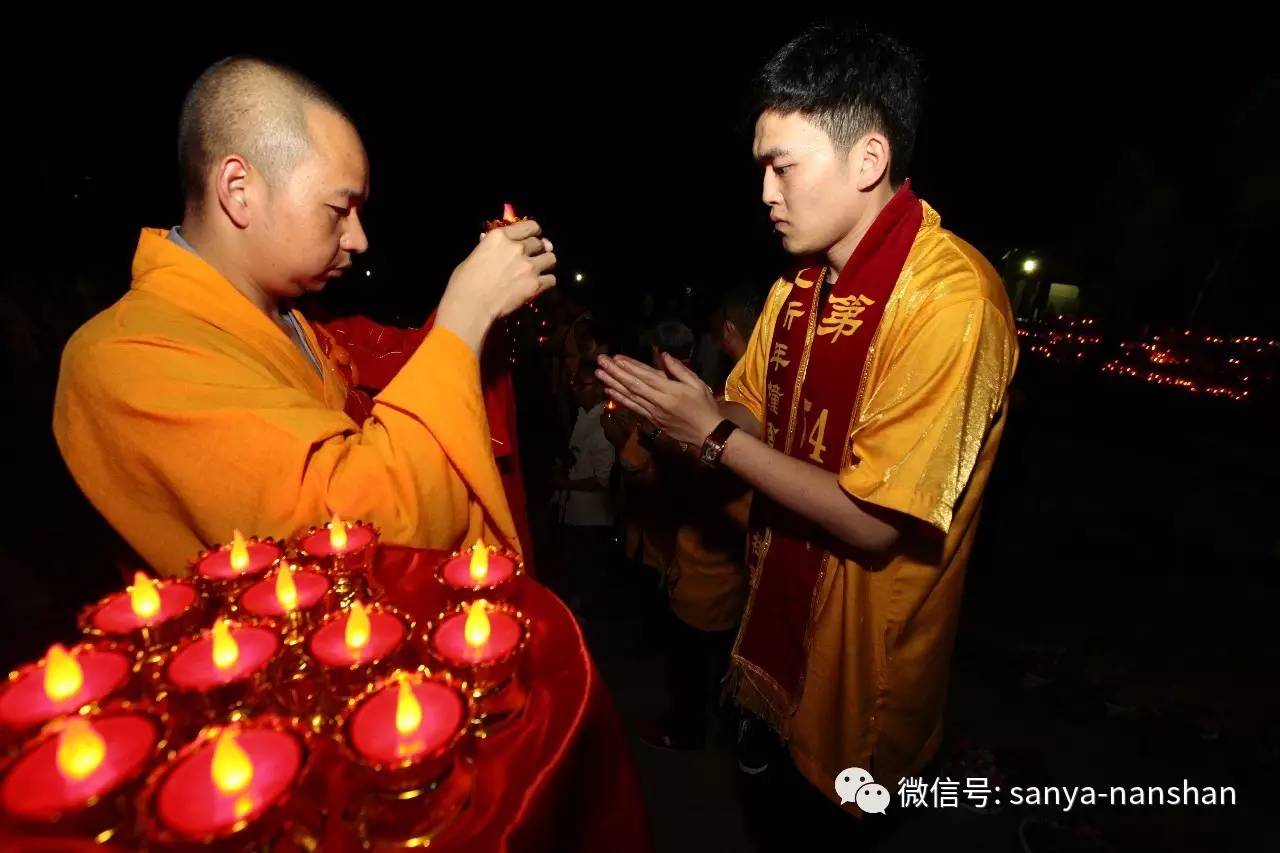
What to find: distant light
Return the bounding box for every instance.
[574,273,584,283]
[1021,257,1040,275]
[365,270,372,278]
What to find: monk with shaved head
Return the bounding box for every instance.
[54,57,556,574]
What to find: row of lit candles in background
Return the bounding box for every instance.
[0,518,527,847]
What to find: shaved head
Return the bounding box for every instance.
[178,57,349,210]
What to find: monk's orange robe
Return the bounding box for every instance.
[53,229,517,575]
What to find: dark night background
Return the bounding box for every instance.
[1,17,1277,851]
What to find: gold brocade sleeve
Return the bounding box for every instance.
[839,297,1017,533]
[723,278,791,424]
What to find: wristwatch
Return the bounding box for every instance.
[698,419,739,468]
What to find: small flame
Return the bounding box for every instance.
[275,563,299,611]
[129,571,161,619]
[43,644,84,703]
[502,203,518,223]
[56,718,106,781]
[329,514,348,551]
[464,600,491,648]
[230,529,250,572]
[345,601,371,651]
[395,675,422,735]
[211,730,254,795]
[468,540,489,583]
[212,619,240,670]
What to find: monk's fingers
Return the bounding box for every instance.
[520,236,547,257]
[502,219,543,241]
[531,251,557,274]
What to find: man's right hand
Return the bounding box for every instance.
[437,220,556,353]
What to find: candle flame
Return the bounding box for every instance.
[329,514,348,551]
[275,563,299,611]
[129,571,161,619]
[212,619,240,670]
[468,540,489,583]
[464,600,491,648]
[43,644,84,703]
[56,718,106,781]
[502,203,518,223]
[211,730,254,795]
[345,601,371,651]
[230,529,250,572]
[395,676,422,735]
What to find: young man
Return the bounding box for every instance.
[54,57,555,574]
[597,23,1018,816]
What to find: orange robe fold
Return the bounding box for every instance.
[53,229,518,576]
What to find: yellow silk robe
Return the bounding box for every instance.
[724,201,1018,810]
[54,229,518,576]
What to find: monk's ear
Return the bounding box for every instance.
[849,132,891,192]
[214,155,253,228]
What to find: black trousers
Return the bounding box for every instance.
[661,608,735,740]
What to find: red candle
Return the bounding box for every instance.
[348,677,465,765]
[0,644,132,733]
[154,726,303,840]
[167,624,278,691]
[432,605,522,666]
[240,568,329,618]
[439,542,517,593]
[195,533,282,580]
[298,519,376,558]
[0,712,158,822]
[88,578,199,635]
[309,605,406,668]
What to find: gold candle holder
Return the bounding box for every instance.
[333,667,475,848]
[299,602,416,732]
[292,518,380,609]
[148,618,283,739]
[234,563,337,645]
[79,577,207,665]
[136,714,322,852]
[234,562,337,717]
[0,639,145,754]
[190,534,284,608]
[436,542,526,606]
[425,601,531,737]
[0,699,172,846]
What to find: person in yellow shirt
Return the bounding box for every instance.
[597,22,1018,836]
[53,57,556,575]
[641,287,762,752]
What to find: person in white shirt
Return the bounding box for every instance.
[550,361,618,616]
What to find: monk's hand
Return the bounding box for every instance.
[596,353,721,447]
[438,220,556,353]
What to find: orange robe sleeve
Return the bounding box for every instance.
[54,324,517,576]
[316,314,536,576]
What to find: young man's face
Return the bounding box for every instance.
[754,110,866,257]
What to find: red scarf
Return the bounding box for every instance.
[732,184,923,723]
